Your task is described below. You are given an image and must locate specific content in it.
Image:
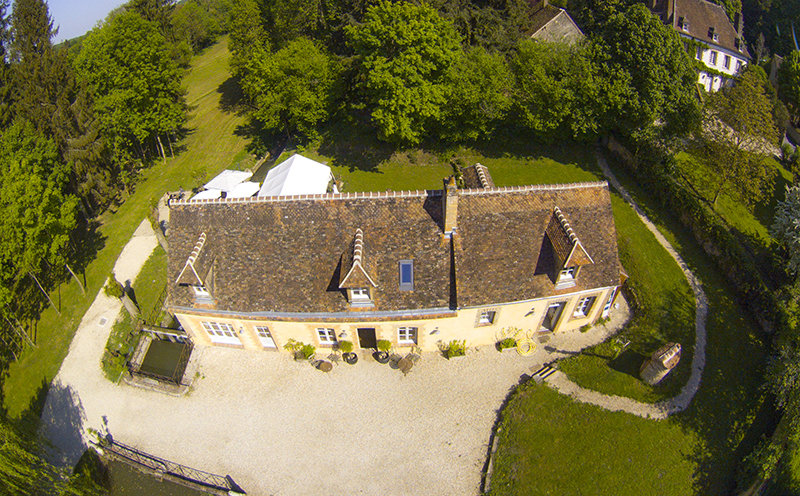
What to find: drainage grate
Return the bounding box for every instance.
[99,317,107,327]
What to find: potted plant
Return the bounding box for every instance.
[496,337,517,352]
[374,339,392,364]
[284,339,315,361]
[445,340,466,360]
[339,340,358,365]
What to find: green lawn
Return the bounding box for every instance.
[101,246,169,381]
[2,36,249,418]
[558,192,696,403]
[490,153,770,495]
[673,151,792,250]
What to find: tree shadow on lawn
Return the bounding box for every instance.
[216,76,248,115]
[317,113,394,173]
[469,131,601,172]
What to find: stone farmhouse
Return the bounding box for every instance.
[645,0,750,92]
[528,0,584,46]
[166,165,625,354]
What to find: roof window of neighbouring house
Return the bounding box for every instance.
[679,16,689,32]
[709,27,719,42]
[399,260,414,291]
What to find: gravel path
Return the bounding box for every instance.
[544,151,708,420]
[38,213,634,494]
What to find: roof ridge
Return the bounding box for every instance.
[553,206,578,245]
[170,181,609,206]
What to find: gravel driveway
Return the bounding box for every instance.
[40,219,630,495]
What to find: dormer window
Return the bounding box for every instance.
[709,27,718,42]
[191,285,213,303]
[679,16,689,32]
[350,287,370,300]
[556,266,578,289]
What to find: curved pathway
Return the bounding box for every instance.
[544,151,708,420]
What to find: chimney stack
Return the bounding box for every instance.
[442,176,459,238]
[734,12,743,37]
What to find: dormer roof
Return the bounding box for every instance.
[460,163,495,189]
[545,206,594,270]
[340,229,378,289]
[175,232,210,286]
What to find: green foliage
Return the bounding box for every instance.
[376,339,392,353]
[242,38,340,139]
[0,120,78,309]
[300,343,316,359]
[103,273,123,299]
[172,0,214,51]
[438,46,512,142]
[338,340,354,353]
[592,3,701,140]
[445,339,466,358]
[497,337,517,351]
[227,0,267,79]
[772,185,800,275]
[74,11,186,164]
[347,0,461,145]
[692,66,779,207]
[283,338,303,352]
[779,50,800,121]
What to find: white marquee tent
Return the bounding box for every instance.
[257,154,336,197]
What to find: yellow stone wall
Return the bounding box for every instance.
[173,286,617,353]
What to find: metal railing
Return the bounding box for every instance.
[99,439,244,494]
[145,285,168,326]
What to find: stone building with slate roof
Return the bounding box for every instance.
[527,0,583,45]
[167,169,624,353]
[644,0,749,92]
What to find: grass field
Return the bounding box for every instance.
[2,36,249,418]
[489,153,771,495]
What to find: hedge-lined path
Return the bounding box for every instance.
[543,151,708,420]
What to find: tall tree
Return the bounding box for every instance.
[772,185,800,275]
[591,3,701,141]
[779,50,800,125]
[438,45,513,142]
[242,37,340,139]
[74,11,186,165]
[0,0,12,127]
[0,121,78,313]
[346,0,461,145]
[129,0,176,41]
[692,67,779,207]
[228,0,268,80]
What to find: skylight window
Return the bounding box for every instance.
[399,260,414,291]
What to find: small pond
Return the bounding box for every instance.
[139,339,190,380]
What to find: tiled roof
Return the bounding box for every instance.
[460,164,495,189]
[168,182,621,315]
[529,4,563,34]
[666,0,750,58]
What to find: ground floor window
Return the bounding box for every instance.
[255,326,276,348]
[573,296,596,318]
[317,328,336,345]
[201,321,241,345]
[397,327,418,345]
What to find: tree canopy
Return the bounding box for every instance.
[346,0,461,145]
[74,11,186,164]
[242,38,340,139]
[692,67,779,207]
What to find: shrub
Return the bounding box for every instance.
[300,343,316,360]
[377,339,392,353]
[103,273,123,299]
[446,340,466,358]
[283,339,303,352]
[497,337,517,351]
[339,340,354,353]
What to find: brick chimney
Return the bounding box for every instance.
[442,176,459,238]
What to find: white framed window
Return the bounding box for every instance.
[317,328,336,345]
[709,51,718,65]
[556,266,577,289]
[573,296,597,318]
[351,287,370,300]
[255,326,276,348]
[696,46,703,60]
[399,260,414,290]
[602,288,617,318]
[723,55,731,69]
[736,60,743,72]
[397,327,417,345]
[201,321,241,345]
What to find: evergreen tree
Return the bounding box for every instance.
[0,0,12,128]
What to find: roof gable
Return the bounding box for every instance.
[340,229,378,288]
